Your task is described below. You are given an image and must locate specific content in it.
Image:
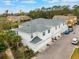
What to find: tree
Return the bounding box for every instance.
[28,5,72,19]
[19,10,25,16]
[52,6,61,10]
[4,10,9,17]
[0,30,22,50]
[0,30,22,59]
[0,20,19,30]
[0,41,7,52]
[73,5,79,16]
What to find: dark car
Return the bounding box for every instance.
[68,28,73,32]
[64,30,70,34]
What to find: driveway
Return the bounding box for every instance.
[36,25,79,59]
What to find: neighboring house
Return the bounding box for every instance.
[7,15,31,22]
[19,16,32,22]
[68,16,77,24]
[7,16,20,22]
[15,18,68,52]
[53,15,77,27]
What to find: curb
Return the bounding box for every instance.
[69,47,75,59]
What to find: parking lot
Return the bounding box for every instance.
[36,25,79,59]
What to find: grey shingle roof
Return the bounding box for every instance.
[16,18,65,33]
[16,24,50,33]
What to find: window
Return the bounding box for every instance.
[59,25,60,28]
[43,32,45,36]
[63,23,65,26]
[31,35,33,38]
[48,29,50,33]
[55,26,57,30]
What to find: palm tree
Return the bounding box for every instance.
[4,10,9,17]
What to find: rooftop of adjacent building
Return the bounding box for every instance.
[53,15,77,20]
[7,15,32,21]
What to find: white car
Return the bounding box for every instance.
[71,38,79,45]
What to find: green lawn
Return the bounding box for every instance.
[0,17,7,21]
[71,48,79,59]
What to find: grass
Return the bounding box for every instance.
[71,48,79,59]
[0,17,7,21]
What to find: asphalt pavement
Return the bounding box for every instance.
[36,25,79,59]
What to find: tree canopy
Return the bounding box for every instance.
[0,30,22,52]
[28,5,79,19]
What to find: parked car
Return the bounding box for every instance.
[64,30,70,34]
[68,28,73,32]
[71,38,79,45]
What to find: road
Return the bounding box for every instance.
[36,25,79,59]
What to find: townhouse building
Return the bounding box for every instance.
[15,18,68,52]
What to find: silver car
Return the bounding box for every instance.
[71,38,79,45]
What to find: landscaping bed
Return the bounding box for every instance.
[12,46,36,59]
